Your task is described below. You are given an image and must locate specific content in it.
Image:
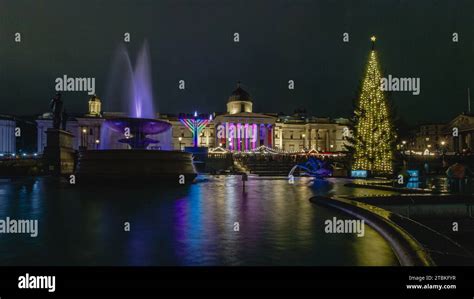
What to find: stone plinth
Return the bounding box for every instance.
[75,150,197,183]
[43,129,76,175]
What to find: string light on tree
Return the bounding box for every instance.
[352,36,395,175]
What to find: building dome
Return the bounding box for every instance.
[227,82,253,114]
[228,84,251,103]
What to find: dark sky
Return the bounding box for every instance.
[1,0,473,125]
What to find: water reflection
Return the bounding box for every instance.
[0,176,398,266]
[405,176,473,193]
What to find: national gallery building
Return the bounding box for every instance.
[35,84,351,154]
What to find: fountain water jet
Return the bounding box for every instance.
[100,41,169,149]
[76,41,196,183]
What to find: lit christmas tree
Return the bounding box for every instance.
[352,36,395,175]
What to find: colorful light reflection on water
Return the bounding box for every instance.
[0,176,398,266]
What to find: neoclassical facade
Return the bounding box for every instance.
[0,115,16,155]
[36,85,351,154]
[443,113,474,153]
[274,116,350,152]
[214,85,276,150]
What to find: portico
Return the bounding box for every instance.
[214,83,276,151]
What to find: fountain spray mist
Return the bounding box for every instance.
[100,41,157,149]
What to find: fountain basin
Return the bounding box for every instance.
[75,149,197,183]
[105,117,172,149]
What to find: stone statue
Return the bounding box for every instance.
[61,109,68,130]
[50,92,63,129]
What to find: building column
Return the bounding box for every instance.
[266,124,271,148]
[330,130,334,150]
[232,122,236,151]
[263,124,267,147]
[325,130,329,151]
[266,125,269,147]
[236,123,240,151]
[279,127,283,149]
[308,128,312,149]
[314,129,319,151]
[256,123,260,148]
[303,126,309,149]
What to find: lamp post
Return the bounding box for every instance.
[95,139,100,149]
[302,133,306,149]
[178,136,183,151]
[81,128,87,149]
[440,140,446,156]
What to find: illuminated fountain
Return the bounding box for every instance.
[75,42,196,183]
[106,117,171,149]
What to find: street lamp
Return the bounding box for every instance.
[178,136,183,151]
[440,140,447,156]
[81,128,87,148]
[302,133,306,149]
[95,139,100,149]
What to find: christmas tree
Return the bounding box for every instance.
[352,36,395,175]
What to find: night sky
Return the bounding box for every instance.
[1,0,473,125]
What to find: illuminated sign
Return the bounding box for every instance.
[351,170,368,178]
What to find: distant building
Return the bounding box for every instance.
[36,95,106,154]
[404,123,447,154]
[0,115,16,155]
[444,113,474,153]
[274,114,350,152]
[36,84,352,153]
[402,113,474,155]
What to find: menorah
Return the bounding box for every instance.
[179,112,211,147]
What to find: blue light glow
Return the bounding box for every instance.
[351,170,368,178]
[407,170,419,182]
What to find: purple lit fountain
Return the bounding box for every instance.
[107,117,170,149]
[102,42,171,149]
[75,42,196,183]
